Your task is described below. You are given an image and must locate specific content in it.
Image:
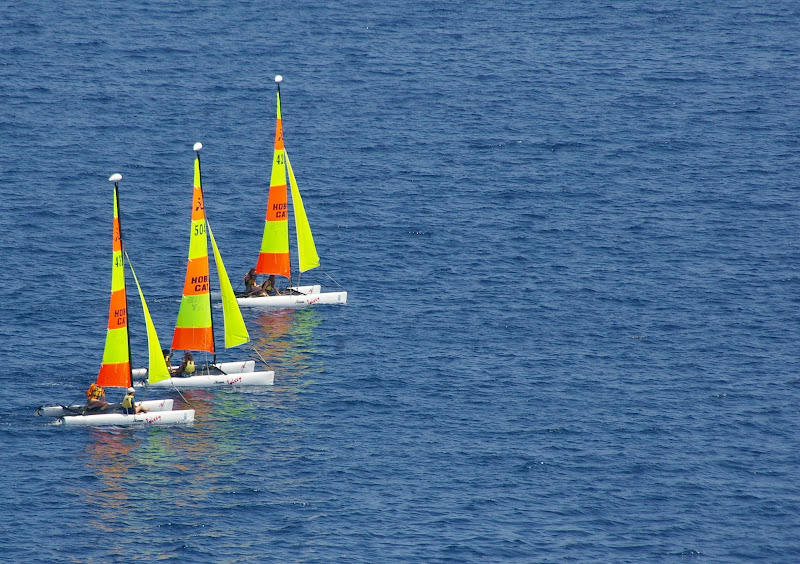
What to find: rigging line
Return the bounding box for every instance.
[198,360,226,376]
[169,379,194,408]
[68,394,86,410]
[319,266,343,288]
[250,343,270,371]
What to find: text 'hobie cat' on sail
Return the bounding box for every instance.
[234,75,347,308]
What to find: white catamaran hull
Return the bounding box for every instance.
[238,289,347,308]
[212,285,347,308]
[236,291,347,308]
[144,370,274,388]
[36,399,174,418]
[60,409,195,427]
[133,360,256,379]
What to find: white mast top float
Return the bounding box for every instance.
[193,142,203,152]
[109,173,122,182]
[275,75,283,83]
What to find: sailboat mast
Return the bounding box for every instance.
[256,74,292,283]
[194,144,217,365]
[275,74,293,287]
[111,174,133,386]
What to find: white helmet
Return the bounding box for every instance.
[127,387,135,394]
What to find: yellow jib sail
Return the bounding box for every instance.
[97,184,131,388]
[208,221,249,348]
[172,156,213,353]
[127,254,171,384]
[285,150,319,273]
[256,89,291,278]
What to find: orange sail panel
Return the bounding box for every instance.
[256,89,291,278]
[97,186,131,387]
[172,157,214,353]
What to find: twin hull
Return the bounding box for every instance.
[237,290,347,308]
[212,285,347,308]
[132,360,256,379]
[37,399,174,418]
[60,409,195,427]
[143,370,274,388]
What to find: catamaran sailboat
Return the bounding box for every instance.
[38,174,194,426]
[144,144,274,388]
[234,75,347,308]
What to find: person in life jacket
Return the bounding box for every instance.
[121,387,148,415]
[85,383,110,412]
[173,351,196,378]
[261,275,281,296]
[163,348,173,371]
[248,274,281,297]
[243,268,258,293]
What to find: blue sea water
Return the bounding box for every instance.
[2,0,800,561]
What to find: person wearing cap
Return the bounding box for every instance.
[121,387,148,415]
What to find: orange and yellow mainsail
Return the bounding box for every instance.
[96,179,132,388]
[172,156,214,353]
[256,88,291,278]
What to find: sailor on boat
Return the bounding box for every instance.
[262,275,281,296]
[247,274,282,297]
[121,387,148,415]
[172,352,196,378]
[85,383,110,413]
[243,268,258,292]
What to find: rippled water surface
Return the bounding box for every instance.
[2,1,800,561]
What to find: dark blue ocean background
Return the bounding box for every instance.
[2,1,800,561]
